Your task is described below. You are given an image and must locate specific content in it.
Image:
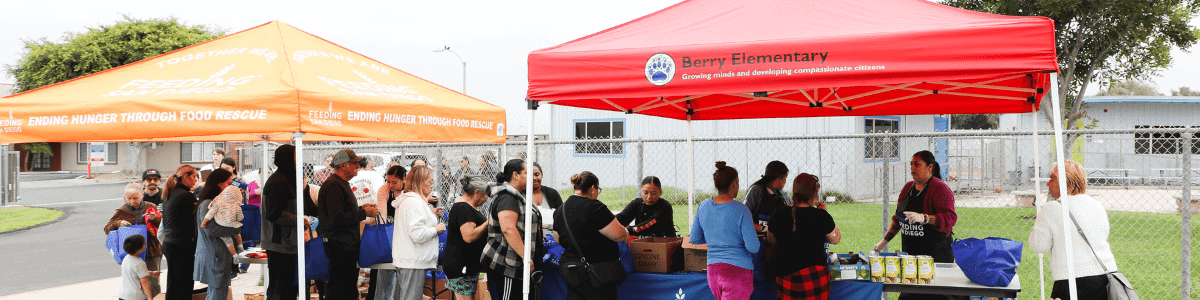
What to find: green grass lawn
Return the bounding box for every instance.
[0,207,64,233]
[565,186,1199,300]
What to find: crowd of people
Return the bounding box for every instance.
[101,145,1119,300]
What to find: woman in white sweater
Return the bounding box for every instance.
[392,166,447,300]
[1029,160,1118,300]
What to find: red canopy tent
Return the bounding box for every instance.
[523,0,1079,299]
[527,0,1057,119]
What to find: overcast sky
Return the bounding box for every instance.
[2,0,1197,135]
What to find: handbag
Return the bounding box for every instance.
[1068,213,1141,300]
[557,205,627,289]
[359,216,394,267]
[106,217,149,265]
[951,237,1023,287]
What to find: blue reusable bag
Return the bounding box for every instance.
[436,231,448,264]
[952,237,1023,287]
[542,233,565,269]
[240,204,262,242]
[358,221,394,267]
[297,230,330,284]
[618,242,634,274]
[106,219,149,265]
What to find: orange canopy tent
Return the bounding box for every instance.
[0,21,506,297]
[0,21,506,143]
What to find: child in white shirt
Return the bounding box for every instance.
[119,234,160,300]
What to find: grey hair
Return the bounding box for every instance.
[124,182,143,198]
[460,174,489,196]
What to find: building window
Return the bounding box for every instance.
[181,142,226,163]
[574,119,624,156]
[76,143,118,163]
[864,117,900,160]
[1134,125,1199,154]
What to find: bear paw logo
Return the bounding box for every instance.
[645,53,675,86]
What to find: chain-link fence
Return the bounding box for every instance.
[240,128,1196,300]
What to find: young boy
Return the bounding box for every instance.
[201,185,245,256]
[119,234,160,300]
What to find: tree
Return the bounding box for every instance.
[1096,80,1163,96]
[1173,86,1200,96]
[943,0,1200,153]
[19,143,52,172]
[952,114,999,130]
[5,16,223,176]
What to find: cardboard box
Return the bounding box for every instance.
[424,271,451,299]
[628,237,683,273]
[829,254,871,281]
[243,292,264,300]
[681,236,708,272]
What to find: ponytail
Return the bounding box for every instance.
[163,165,195,196]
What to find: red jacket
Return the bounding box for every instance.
[896,177,957,233]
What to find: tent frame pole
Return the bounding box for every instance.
[687,113,695,231]
[1032,100,1044,300]
[523,101,537,300]
[294,132,306,300]
[1048,73,1079,300]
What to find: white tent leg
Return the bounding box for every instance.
[1032,102,1044,300]
[293,132,306,299]
[261,136,270,285]
[1048,73,1078,300]
[687,115,695,230]
[523,108,535,300]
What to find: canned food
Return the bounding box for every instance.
[917,255,935,284]
[901,255,918,284]
[884,255,901,283]
[869,255,884,282]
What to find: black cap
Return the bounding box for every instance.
[142,169,161,180]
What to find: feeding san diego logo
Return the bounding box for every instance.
[645,53,675,86]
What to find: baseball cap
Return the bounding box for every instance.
[330,149,365,166]
[142,169,161,180]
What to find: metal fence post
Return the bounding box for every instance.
[0,147,6,206]
[1182,129,1193,300]
[637,138,644,184]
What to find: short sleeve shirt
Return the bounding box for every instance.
[119,254,150,300]
[553,195,618,262]
[444,202,487,278]
[768,206,835,276]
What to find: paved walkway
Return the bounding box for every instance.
[0,264,269,300]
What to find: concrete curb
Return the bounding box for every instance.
[0,207,69,236]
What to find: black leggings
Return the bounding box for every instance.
[162,241,196,300]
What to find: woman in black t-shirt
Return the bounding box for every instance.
[444,175,491,299]
[769,173,841,300]
[553,171,630,300]
[615,176,676,237]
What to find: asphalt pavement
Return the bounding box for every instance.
[0,179,128,296]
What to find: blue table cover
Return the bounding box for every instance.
[541,271,882,300]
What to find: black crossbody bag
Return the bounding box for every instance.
[558,204,627,289]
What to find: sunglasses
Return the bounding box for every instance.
[802,173,819,183]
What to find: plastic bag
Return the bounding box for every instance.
[952,237,1022,287]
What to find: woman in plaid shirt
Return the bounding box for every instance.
[479,159,545,300]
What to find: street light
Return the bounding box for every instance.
[433,46,466,94]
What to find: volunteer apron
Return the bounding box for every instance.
[895,183,954,263]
